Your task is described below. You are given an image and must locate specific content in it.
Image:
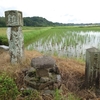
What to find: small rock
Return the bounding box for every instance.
[57,75,61,82]
[39,81,54,90]
[42,90,54,95]
[49,65,60,74]
[48,73,53,78]
[40,77,50,83]
[48,85,53,90]
[0,45,9,50]
[36,68,49,77]
[27,67,36,77]
[53,83,59,89]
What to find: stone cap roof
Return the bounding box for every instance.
[31,55,56,69]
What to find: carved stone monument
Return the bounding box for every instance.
[24,56,61,94]
[85,47,100,89]
[5,10,24,64]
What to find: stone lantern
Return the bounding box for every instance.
[5,10,24,64]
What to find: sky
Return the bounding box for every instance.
[0,0,100,23]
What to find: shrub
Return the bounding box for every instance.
[0,73,19,100]
[21,89,42,100]
[54,89,66,100]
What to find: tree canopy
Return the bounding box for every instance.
[0,16,64,27]
[0,17,6,27]
[0,16,98,27]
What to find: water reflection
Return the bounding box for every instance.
[27,31,100,60]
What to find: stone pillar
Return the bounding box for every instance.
[85,47,100,89]
[5,10,24,64]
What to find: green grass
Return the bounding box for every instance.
[0,26,100,46]
[23,27,52,46]
[0,27,8,45]
[0,27,52,46]
[54,89,80,100]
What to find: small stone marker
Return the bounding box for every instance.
[31,55,55,69]
[85,47,100,89]
[31,56,56,77]
[5,10,24,64]
[24,55,61,92]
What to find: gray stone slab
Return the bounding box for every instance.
[31,56,56,69]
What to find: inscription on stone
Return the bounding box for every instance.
[5,10,23,26]
[85,47,100,89]
[5,10,24,64]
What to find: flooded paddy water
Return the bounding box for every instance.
[27,30,100,60]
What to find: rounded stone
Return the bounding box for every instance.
[31,56,56,69]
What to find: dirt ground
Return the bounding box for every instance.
[0,48,100,100]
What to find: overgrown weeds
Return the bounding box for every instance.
[0,73,19,100]
[0,49,99,99]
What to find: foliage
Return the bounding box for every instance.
[0,73,19,100]
[23,27,52,46]
[21,89,42,100]
[54,89,80,100]
[0,16,100,27]
[0,16,65,27]
[0,17,6,27]
[0,36,8,45]
[54,89,66,100]
[24,16,55,26]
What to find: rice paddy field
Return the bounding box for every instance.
[25,26,100,60]
[1,26,100,60]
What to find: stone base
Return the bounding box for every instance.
[24,56,62,92]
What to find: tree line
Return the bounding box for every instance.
[0,16,65,27]
[0,16,100,27]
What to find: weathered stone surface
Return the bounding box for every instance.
[36,68,49,77]
[38,81,54,90]
[85,47,100,89]
[24,74,39,89]
[42,90,54,95]
[42,93,53,100]
[31,56,56,69]
[40,77,50,83]
[9,27,24,63]
[56,75,61,82]
[49,65,60,74]
[5,10,24,64]
[24,55,62,96]
[27,67,36,77]
[5,10,23,26]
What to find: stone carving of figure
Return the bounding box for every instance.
[12,14,17,23]
[8,14,17,24]
[8,14,12,23]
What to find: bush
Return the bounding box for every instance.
[0,73,19,100]
[0,37,8,45]
[21,89,42,100]
[54,89,66,100]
